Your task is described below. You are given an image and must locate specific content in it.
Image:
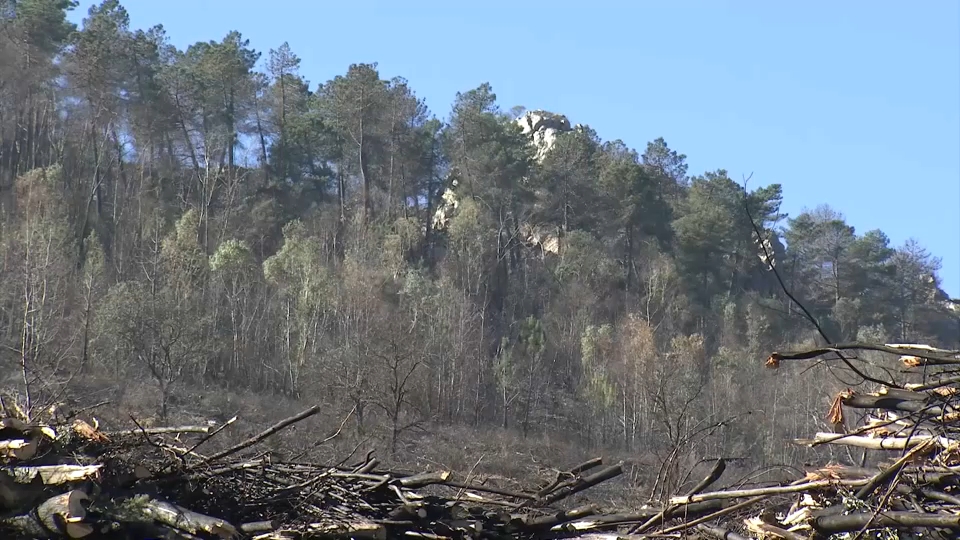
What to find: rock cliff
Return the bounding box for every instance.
[515,110,574,162]
[431,110,576,255]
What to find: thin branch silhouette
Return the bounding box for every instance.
[739,173,903,389]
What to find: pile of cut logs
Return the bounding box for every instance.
[1,341,959,539]
[0,402,636,539]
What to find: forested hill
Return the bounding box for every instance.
[1,1,957,463]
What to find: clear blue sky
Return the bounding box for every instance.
[70,1,960,298]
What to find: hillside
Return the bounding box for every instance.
[1,0,958,505]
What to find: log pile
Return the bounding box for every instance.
[0,402,643,539]
[2,341,960,539]
[714,341,960,540]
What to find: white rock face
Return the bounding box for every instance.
[515,110,574,162]
[431,180,459,230]
[519,222,560,255]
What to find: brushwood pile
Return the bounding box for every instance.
[0,341,959,539]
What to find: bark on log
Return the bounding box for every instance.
[770,342,960,365]
[241,520,280,533]
[539,462,624,505]
[519,504,598,529]
[0,418,29,432]
[533,460,605,500]
[843,393,948,416]
[658,496,769,535]
[135,496,237,538]
[0,469,47,510]
[877,387,935,401]
[397,470,452,489]
[815,511,960,534]
[919,488,960,506]
[568,457,604,475]
[910,374,960,392]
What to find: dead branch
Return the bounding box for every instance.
[195,404,320,466]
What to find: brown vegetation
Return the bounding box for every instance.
[0,2,959,538]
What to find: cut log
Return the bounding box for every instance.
[842,393,948,416]
[72,419,109,442]
[0,437,38,460]
[2,490,92,538]
[799,432,954,450]
[538,462,624,505]
[102,425,211,436]
[743,516,808,540]
[9,464,102,485]
[132,496,237,539]
[521,504,598,529]
[815,511,960,534]
[241,520,280,533]
[397,470,452,489]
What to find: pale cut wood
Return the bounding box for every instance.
[72,419,109,442]
[10,464,102,485]
[102,425,210,436]
[0,437,38,460]
[744,516,808,540]
[305,521,387,539]
[138,497,237,538]
[669,478,870,505]
[799,432,955,450]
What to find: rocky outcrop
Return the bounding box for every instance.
[429,110,572,256]
[515,110,575,162]
[519,222,560,255]
[431,179,459,231]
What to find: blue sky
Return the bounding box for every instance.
[69,1,960,298]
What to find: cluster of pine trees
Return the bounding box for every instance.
[1,1,956,469]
